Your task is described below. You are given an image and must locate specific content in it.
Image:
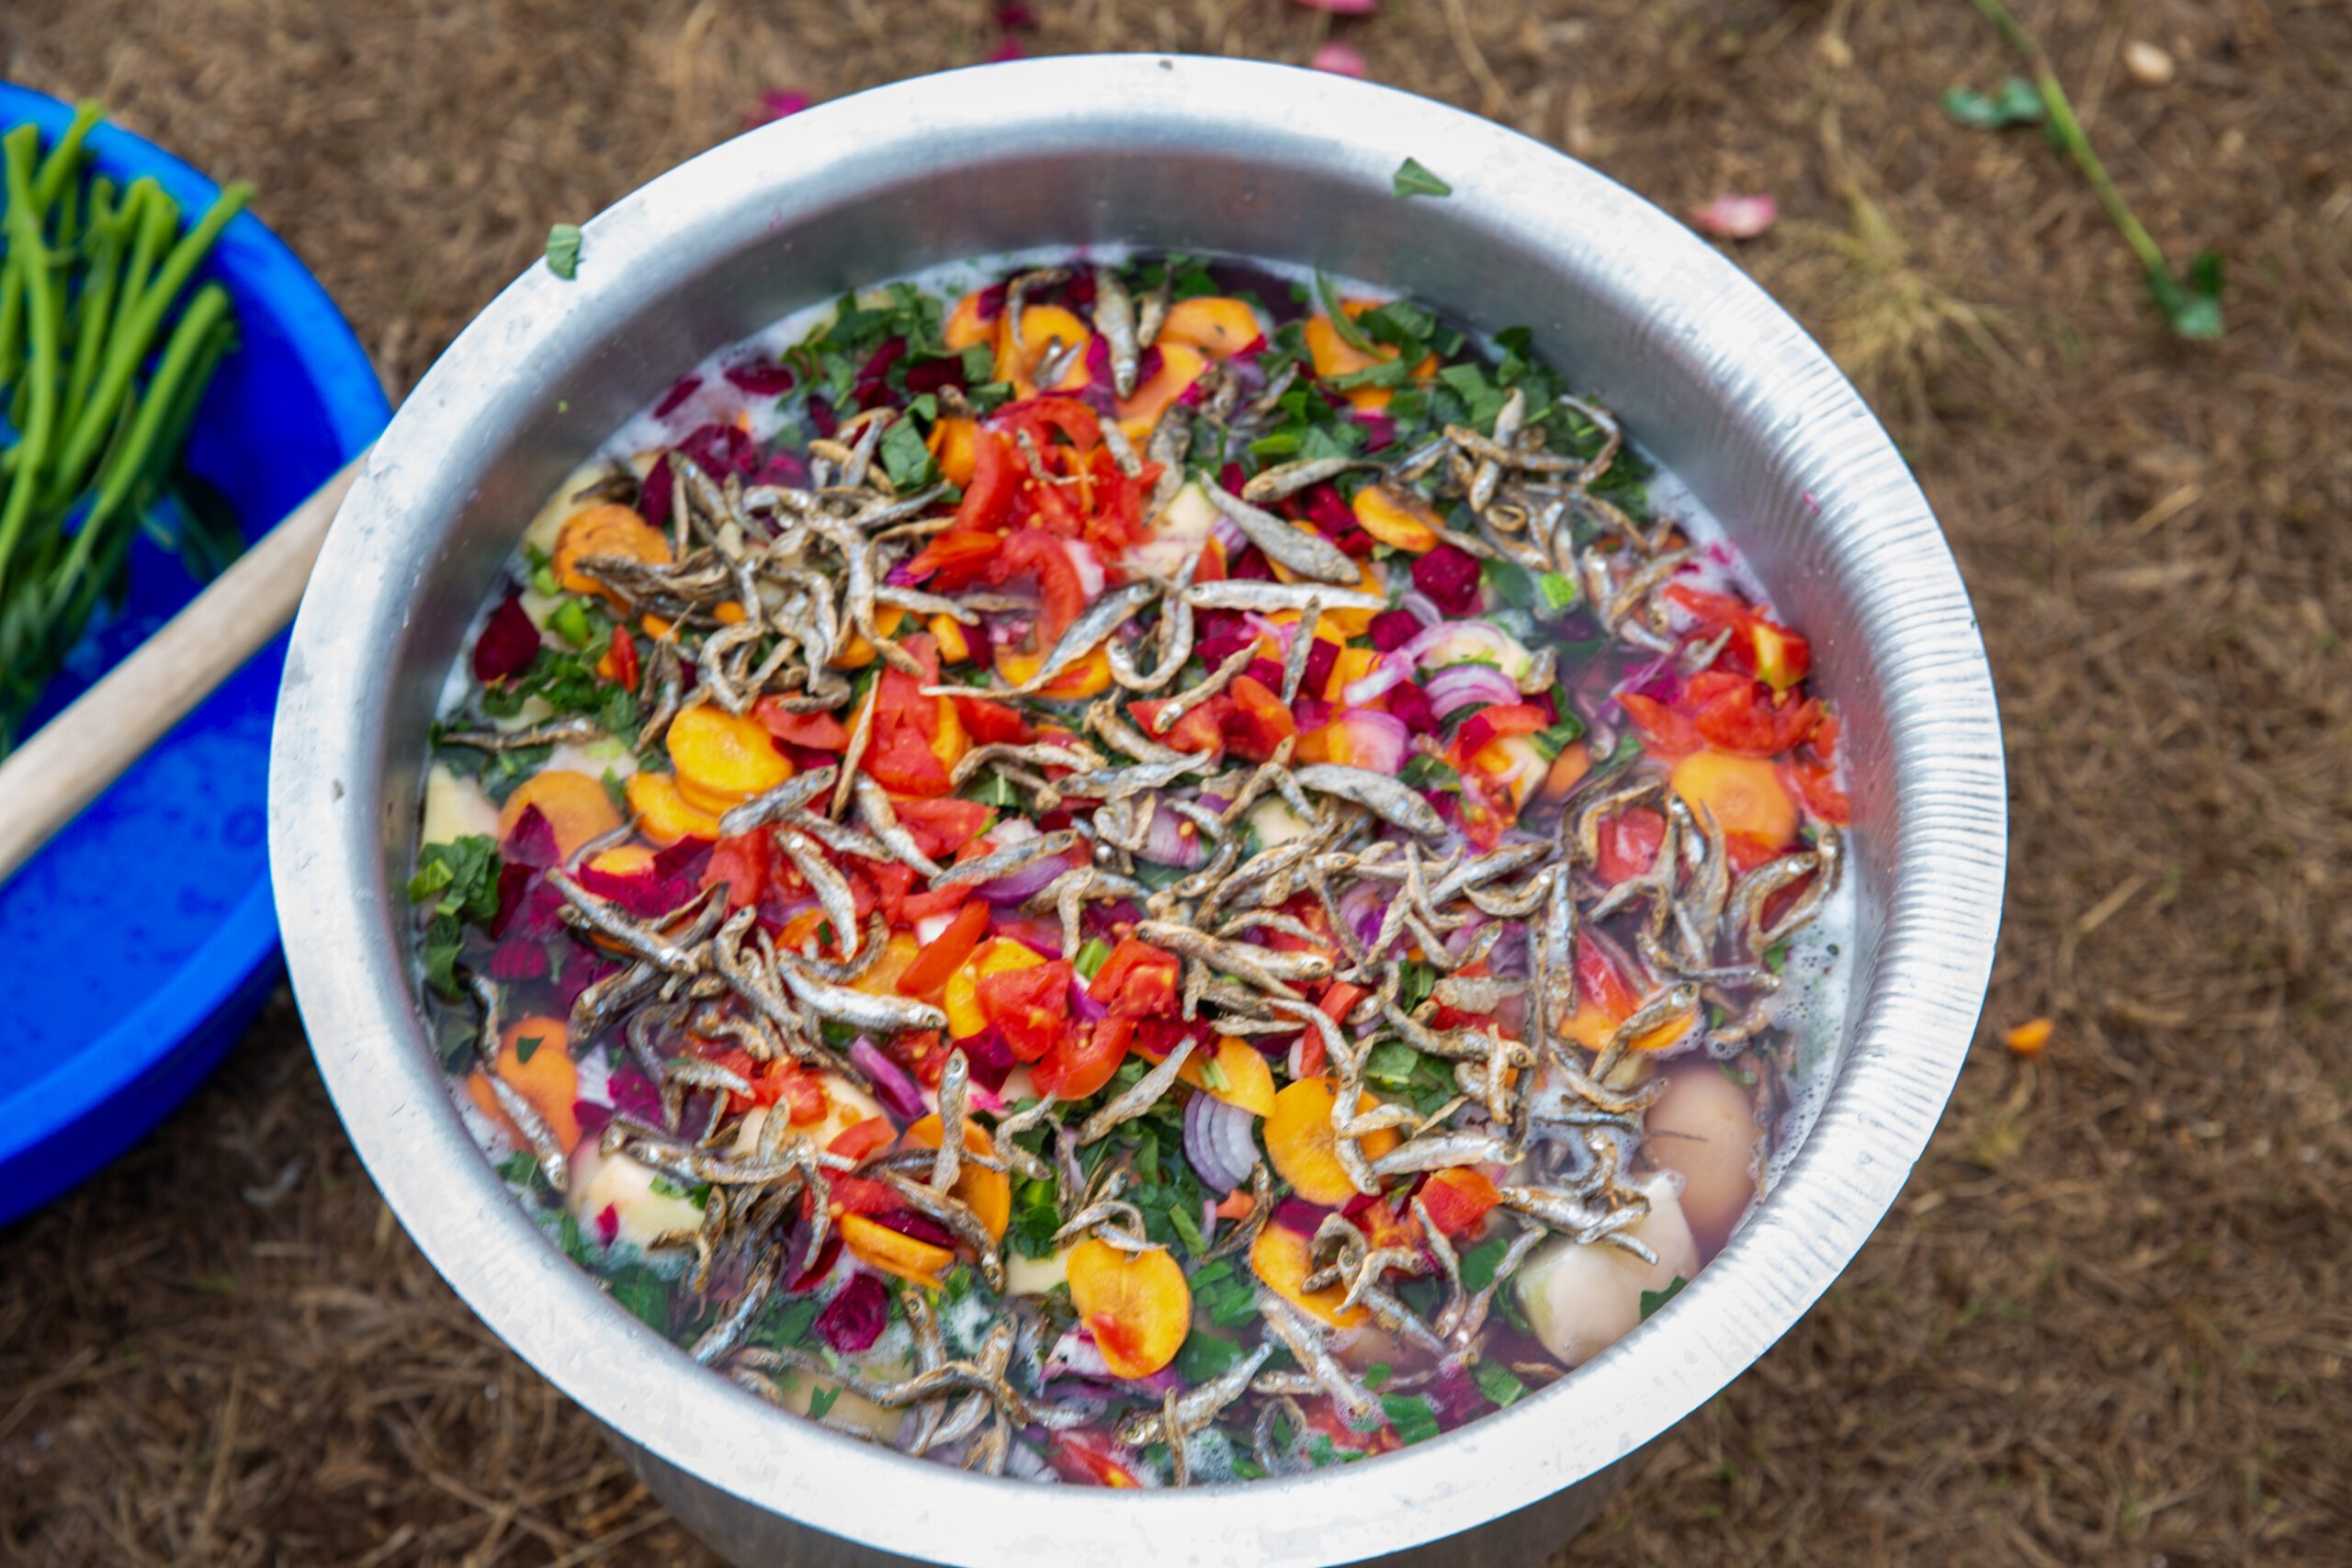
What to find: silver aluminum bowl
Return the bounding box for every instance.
[269,54,2005,1568]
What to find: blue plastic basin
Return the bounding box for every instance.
[0,84,389,1224]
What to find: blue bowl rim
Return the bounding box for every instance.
[0,82,388,1187]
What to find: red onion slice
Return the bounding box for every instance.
[849,1036,925,1124]
[1424,661,1523,719]
[1182,1090,1261,1195]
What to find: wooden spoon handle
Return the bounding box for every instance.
[0,451,368,884]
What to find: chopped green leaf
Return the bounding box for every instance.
[1529,716,1586,761]
[1458,1235,1510,1292]
[1073,937,1114,982]
[1398,753,1460,792]
[1361,1360,1393,1391]
[513,1033,544,1066]
[1638,1275,1689,1322]
[1536,570,1579,615]
[1364,1039,1423,1089]
[877,416,937,491]
[607,1267,672,1334]
[495,1152,536,1186]
[1314,268,1377,354]
[1762,942,1789,975]
[1941,77,2044,129]
[1175,1329,1243,1382]
[1392,157,1453,199]
[1381,1392,1443,1444]
[1168,1198,1208,1257]
[1472,1359,1529,1408]
[2147,248,2225,341]
[545,222,583,279]
[807,1384,842,1420]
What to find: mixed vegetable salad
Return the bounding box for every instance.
[409,253,1849,1486]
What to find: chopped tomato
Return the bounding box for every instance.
[1220,675,1297,762]
[975,958,1073,1063]
[824,1174,899,1217]
[1448,702,1547,771]
[951,694,1034,746]
[982,528,1088,647]
[1665,584,1812,691]
[897,882,976,922]
[1034,1017,1130,1100]
[899,899,991,1000]
[1088,938,1181,1019]
[1682,671,1823,758]
[1781,757,1850,826]
[597,625,640,692]
[864,667,956,795]
[889,795,993,860]
[904,525,1002,588]
[703,831,768,908]
[1417,1166,1501,1235]
[1044,1431,1141,1488]
[751,695,849,751]
[1616,691,1704,758]
[1129,693,1228,759]
[952,430,1018,534]
[1575,932,1644,1021]
[992,394,1101,452]
[1593,807,1668,884]
[826,1115,896,1164]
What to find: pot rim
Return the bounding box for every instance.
[271,54,2004,1567]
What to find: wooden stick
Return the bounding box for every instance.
[0,451,368,883]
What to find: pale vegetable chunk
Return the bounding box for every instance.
[1513,1182,1700,1367]
[1644,1066,1761,1256]
[566,1145,702,1251]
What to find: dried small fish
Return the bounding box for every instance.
[1240,455,1377,504]
[437,716,602,751]
[850,775,944,876]
[1093,267,1142,400]
[1289,763,1448,838]
[1201,481,1362,585]
[930,829,1080,889]
[1077,1037,1193,1145]
[718,765,838,839]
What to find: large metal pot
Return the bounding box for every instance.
[269,55,2005,1568]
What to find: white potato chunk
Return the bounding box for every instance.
[1126,480,1215,581]
[730,1074,888,1159]
[1513,1182,1700,1367]
[566,1144,703,1251]
[1644,1066,1760,1255]
[421,763,500,847]
[1003,1244,1075,1297]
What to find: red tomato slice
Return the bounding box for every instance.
[1592,807,1668,884]
[976,959,1073,1063]
[1034,1016,1129,1100]
[1088,938,1181,1019]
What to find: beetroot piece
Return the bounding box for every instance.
[471,594,542,682]
[639,461,674,530]
[552,945,617,1014]
[815,1272,888,1353]
[1193,611,1255,671]
[605,1066,664,1128]
[1386,680,1438,736]
[958,1026,1016,1094]
[1294,696,1333,733]
[806,397,839,438]
[1352,409,1396,451]
[1244,657,1283,691]
[675,421,761,480]
[1412,543,1483,615]
[652,374,703,420]
[854,337,907,411]
[571,1098,613,1144]
[744,89,810,129]
[872,1210,958,1250]
[502,805,560,870]
[1300,485,1354,541]
[903,355,966,396]
[1368,609,1423,652]
[1301,637,1339,697]
[485,936,548,982]
[1335,527,1375,558]
[1227,546,1272,581]
[723,358,798,396]
[595,1204,620,1247]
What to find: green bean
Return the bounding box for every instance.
[67,282,232,583]
[62,181,123,420]
[0,134,63,612]
[29,102,103,210]
[48,179,246,505]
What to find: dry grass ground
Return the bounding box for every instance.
[4,2,2347,1563]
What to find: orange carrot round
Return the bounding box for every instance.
[1178,1036,1278,1118]
[552,503,671,599]
[624,771,720,846]
[1248,1220,1367,1328]
[1066,1239,1192,1379]
[497,769,623,859]
[898,1114,1011,1240]
[1157,297,1262,357]
[467,1014,582,1152]
[1263,1076,1398,1206]
[1669,750,1798,848]
[667,705,792,807]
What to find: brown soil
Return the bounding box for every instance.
[4,2,2347,1564]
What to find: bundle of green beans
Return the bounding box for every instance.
[0,102,250,754]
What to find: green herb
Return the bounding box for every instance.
[1313,268,1376,354]
[544,222,582,279]
[1484,557,1536,610]
[407,834,503,997]
[1363,1039,1423,1089]
[1458,1235,1510,1292]
[1472,1359,1529,1408]
[958,344,996,383]
[547,596,593,649]
[1325,356,1412,391]
[1381,1392,1443,1444]
[753,1295,822,1350]
[1395,959,1439,1014]
[610,1267,675,1334]
[648,1174,689,1201]
[1175,1328,1241,1382]
[807,1385,842,1420]
[1167,1198,1208,1257]
[1010,1174,1062,1258]
[1190,1260,1261,1328]
[513,1033,544,1066]
[531,563,561,597]
[1435,362,1508,432]
[1762,942,1789,975]
[877,416,937,491]
[1529,716,1586,761]
[1072,936,1113,982]
[558,1212,598,1267]
[1941,76,2044,128]
[1638,1275,1689,1322]
[1392,157,1453,199]
[1228,1457,1269,1482]
[1305,1433,1366,1467]
[1963,0,2222,339]
[1535,570,1579,615]
[495,1152,536,1186]
[1398,753,1460,793]
[1719,1061,1757,1088]
[1361,1360,1393,1391]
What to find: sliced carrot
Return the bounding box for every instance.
[1668,750,1798,849]
[1263,1076,1398,1207]
[993,644,1112,700]
[1114,342,1207,443]
[898,1114,1011,1241]
[1213,1188,1257,1222]
[1177,1036,1279,1118]
[586,842,658,877]
[1322,644,1382,705]
[830,604,908,671]
[1539,740,1593,801]
[1157,297,1262,357]
[1418,1166,1502,1235]
[667,705,792,807]
[942,936,1045,1039]
[467,1014,582,1152]
[553,504,671,600]
[625,771,722,846]
[1351,485,1441,554]
[838,1212,954,1287]
[1066,1239,1192,1379]
[497,769,623,860]
[927,692,967,773]
[1304,303,1440,413]
[998,303,1092,397]
[1249,1220,1367,1328]
[929,614,973,664]
[852,932,922,999]
[929,415,978,486]
[942,289,996,352]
